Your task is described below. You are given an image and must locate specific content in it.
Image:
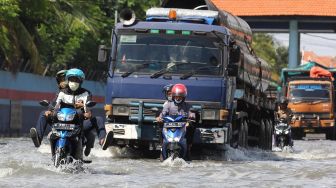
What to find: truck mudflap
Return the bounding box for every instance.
[194,127,228,144]
[105,123,141,139]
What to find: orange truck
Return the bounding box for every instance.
[281,62,336,140]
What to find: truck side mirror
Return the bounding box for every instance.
[229,45,241,64]
[98,45,108,63]
[228,41,241,77]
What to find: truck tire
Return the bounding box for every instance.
[265,119,273,150]
[259,119,266,150]
[243,119,249,147]
[238,118,248,148]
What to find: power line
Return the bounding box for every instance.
[303,33,336,42]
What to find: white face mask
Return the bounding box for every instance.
[68,81,80,91]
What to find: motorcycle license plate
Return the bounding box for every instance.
[53,123,76,130]
[164,122,183,128]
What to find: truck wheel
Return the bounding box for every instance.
[230,121,239,148]
[266,119,273,150]
[243,119,248,147]
[259,119,266,150]
[238,118,248,148]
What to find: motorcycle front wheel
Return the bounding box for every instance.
[54,148,61,167]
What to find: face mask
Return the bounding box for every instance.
[168,96,173,101]
[174,98,183,104]
[68,81,80,91]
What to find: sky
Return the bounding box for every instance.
[272,33,336,57]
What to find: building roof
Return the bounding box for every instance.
[302,51,336,68]
[209,0,336,17]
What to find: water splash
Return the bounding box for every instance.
[0,168,14,178]
[161,156,191,167]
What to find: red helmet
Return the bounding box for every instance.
[171,84,187,104]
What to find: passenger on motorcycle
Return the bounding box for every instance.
[157,83,196,160]
[162,84,174,102]
[30,70,68,147]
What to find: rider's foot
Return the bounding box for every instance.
[84,147,91,156]
[30,128,41,147]
[101,131,113,150]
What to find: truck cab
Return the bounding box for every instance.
[99,8,235,150]
[287,79,335,139]
[281,62,336,139]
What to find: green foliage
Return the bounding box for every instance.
[0,0,19,20]
[0,0,160,77]
[252,33,288,79]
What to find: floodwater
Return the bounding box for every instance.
[1,138,336,188]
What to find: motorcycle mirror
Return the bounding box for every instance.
[39,100,50,107]
[86,101,96,107]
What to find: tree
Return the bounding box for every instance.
[0,0,161,79]
[252,33,288,80]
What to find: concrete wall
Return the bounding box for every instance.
[0,71,106,136]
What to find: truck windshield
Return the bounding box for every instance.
[114,33,222,76]
[289,84,330,102]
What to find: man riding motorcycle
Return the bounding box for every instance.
[157,83,196,160]
[274,97,294,147]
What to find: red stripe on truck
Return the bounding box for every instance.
[0,88,104,103]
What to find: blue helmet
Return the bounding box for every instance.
[65,68,85,82]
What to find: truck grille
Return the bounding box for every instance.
[293,113,331,119]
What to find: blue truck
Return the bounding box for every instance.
[98,7,275,152]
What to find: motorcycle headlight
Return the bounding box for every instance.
[285,130,289,134]
[167,137,173,142]
[174,137,180,142]
[57,112,65,121]
[65,113,75,121]
[275,130,281,134]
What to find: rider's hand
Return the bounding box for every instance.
[84,111,92,119]
[44,110,52,117]
[75,102,84,109]
[155,116,163,123]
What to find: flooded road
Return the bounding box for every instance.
[1,137,336,187]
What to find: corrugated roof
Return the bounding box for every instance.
[209,0,336,16]
[302,51,336,68]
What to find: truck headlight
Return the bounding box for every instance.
[202,109,219,120]
[113,106,129,116]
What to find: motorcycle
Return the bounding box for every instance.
[161,115,189,161]
[39,100,96,167]
[274,119,292,150]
